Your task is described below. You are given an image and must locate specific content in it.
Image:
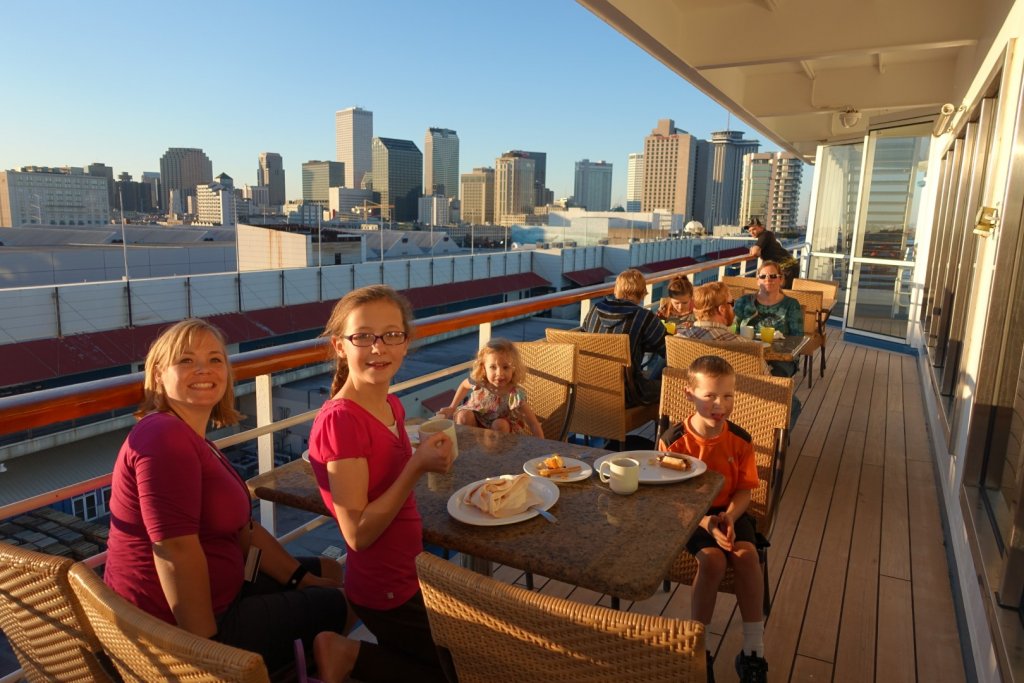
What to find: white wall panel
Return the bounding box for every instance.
[408,260,431,289]
[59,282,128,334]
[283,269,319,306]
[189,274,239,317]
[322,265,354,300]
[0,287,58,342]
[433,257,454,284]
[383,261,408,291]
[130,278,188,326]
[490,255,507,276]
[468,256,489,281]
[240,271,282,311]
[353,263,382,289]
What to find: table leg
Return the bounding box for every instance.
[460,554,492,576]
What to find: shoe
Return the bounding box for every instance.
[735,651,768,683]
[705,651,716,683]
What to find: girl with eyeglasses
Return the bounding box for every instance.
[307,285,455,682]
[732,261,804,377]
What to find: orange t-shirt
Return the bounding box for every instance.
[662,418,758,508]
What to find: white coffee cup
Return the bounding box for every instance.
[740,325,755,340]
[598,457,640,495]
[418,418,459,460]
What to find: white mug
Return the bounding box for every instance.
[418,418,459,460]
[598,457,640,495]
[740,325,755,340]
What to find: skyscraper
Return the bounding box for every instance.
[424,127,460,199]
[641,119,701,218]
[195,173,236,227]
[506,150,547,207]
[257,152,286,206]
[335,107,373,190]
[495,152,535,227]
[86,163,116,211]
[460,167,495,224]
[704,130,759,228]
[371,137,422,222]
[301,160,345,207]
[141,172,161,211]
[159,148,213,214]
[739,152,803,233]
[626,152,644,212]
[573,159,613,211]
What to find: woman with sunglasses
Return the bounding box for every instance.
[733,261,804,376]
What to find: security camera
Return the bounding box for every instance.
[838,109,862,129]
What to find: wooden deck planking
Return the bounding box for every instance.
[876,575,916,683]
[763,557,816,683]
[791,655,833,682]
[881,354,912,581]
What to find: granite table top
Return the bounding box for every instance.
[763,334,811,361]
[248,425,723,601]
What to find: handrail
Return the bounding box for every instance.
[0,253,752,438]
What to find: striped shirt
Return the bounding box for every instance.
[582,296,666,406]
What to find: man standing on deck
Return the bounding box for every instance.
[746,218,799,288]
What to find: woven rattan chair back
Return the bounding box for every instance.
[513,341,576,441]
[665,336,768,376]
[67,563,270,683]
[0,543,115,683]
[781,289,823,320]
[720,275,758,293]
[416,552,706,682]
[792,278,839,303]
[544,329,657,443]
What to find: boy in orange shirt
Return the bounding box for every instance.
[658,355,767,683]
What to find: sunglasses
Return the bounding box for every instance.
[758,274,781,280]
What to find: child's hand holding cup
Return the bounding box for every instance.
[418,417,459,461]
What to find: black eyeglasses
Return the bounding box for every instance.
[758,274,781,280]
[343,331,408,347]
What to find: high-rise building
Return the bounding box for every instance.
[418,195,451,226]
[460,167,495,224]
[495,153,535,226]
[301,160,345,208]
[424,128,460,199]
[241,184,270,209]
[641,119,702,218]
[704,130,759,228]
[140,172,162,212]
[573,159,613,212]
[257,152,286,206]
[739,152,804,233]
[0,166,110,227]
[626,152,644,212]
[86,163,116,211]
[159,148,213,215]
[114,172,153,214]
[506,150,547,206]
[371,137,422,222]
[195,173,236,226]
[335,107,373,190]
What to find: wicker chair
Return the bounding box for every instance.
[664,335,769,376]
[544,329,658,446]
[416,552,706,682]
[657,368,792,615]
[67,563,270,683]
[513,341,576,441]
[783,288,826,386]
[720,275,758,296]
[0,542,115,683]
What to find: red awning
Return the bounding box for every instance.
[399,272,550,310]
[636,257,698,274]
[562,267,613,287]
[422,389,456,414]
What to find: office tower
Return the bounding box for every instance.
[257,152,286,206]
[418,195,450,226]
[195,173,236,226]
[573,159,613,211]
[159,148,213,214]
[506,149,547,206]
[329,187,374,219]
[113,172,153,213]
[494,153,535,226]
[460,167,495,224]
[641,119,703,218]
[704,130,760,228]
[739,152,803,232]
[424,127,460,199]
[86,163,116,211]
[301,160,345,208]
[141,172,161,211]
[336,106,373,190]
[0,166,110,227]
[626,152,644,212]
[371,137,422,222]
[241,184,270,209]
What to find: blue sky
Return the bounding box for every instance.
[2,0,810,217]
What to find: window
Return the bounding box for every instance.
[71,486,112,521]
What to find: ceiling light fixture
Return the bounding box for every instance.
[838,108,862,129]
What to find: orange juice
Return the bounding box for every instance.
[760,326,776,343]
[664,321,677,335]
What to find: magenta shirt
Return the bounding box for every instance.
[308,395,422,610]
[104,412,250,624]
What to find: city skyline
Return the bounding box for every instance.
[1,0,811,221]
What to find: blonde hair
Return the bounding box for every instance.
[685,355,735,389]
[469,338,526,390]
[691,282,731,320]
[135,318,243,428]
[613,268,648,302]
[321,285,415,396]
[758,260,782,277]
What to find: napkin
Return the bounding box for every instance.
[463,474,542,518]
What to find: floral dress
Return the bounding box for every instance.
[456,382,532,434]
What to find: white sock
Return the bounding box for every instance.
[742,621,764,656]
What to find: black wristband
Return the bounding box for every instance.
[286,564,309,589]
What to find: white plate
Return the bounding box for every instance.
[447,477,559,526]
[593,451,707,485]
[406,424,420,445]
[522,456,592,483]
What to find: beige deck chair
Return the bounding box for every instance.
[665,335,769,376]
[68,563,270,683]
[513,341,576,441]
[0,542,115,683]
[657,368,792,615]
[720,275,759,293]
[545,329,658,446]
[783,288,826,386]
[416,552,706,683]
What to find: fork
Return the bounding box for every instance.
[530,506,557,524]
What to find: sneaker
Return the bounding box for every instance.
[735,651,768,683]
[705,651,716,683]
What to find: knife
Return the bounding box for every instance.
[530,505,557,523]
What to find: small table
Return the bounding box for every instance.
[248,425,723,601]
[762,334,811,362]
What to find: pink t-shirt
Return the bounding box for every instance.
[308,395,422,610]
[104,412,250,624]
